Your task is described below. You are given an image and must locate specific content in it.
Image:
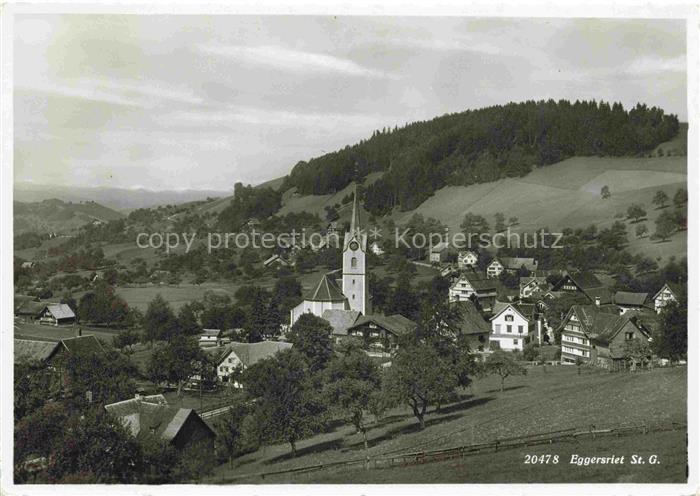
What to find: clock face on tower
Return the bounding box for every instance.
[349,241,359,251]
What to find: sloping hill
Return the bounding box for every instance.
[13,199,124,235]
[392,155,686,261]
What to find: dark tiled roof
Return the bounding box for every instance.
[322,309,361,336]
[583,286,614,305]
[501,257,537,271]
[14,339,60,363]
[571,305,644,344]
[305,274,347,302]
[15,301,47,316]
[59,335,104,355]
[491,301,532,322]
[349,314,417,337]
[614,291,649,307]
[567,271,604,290]
[453,301,490,335]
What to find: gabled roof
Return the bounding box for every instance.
[584,286,614,305]
[501,257,538,271]
[519,276,547,288]
[305,274,348,302]
[560,271,604,290]
[614,291,648,307]
[568,305,647,345]
[14,339,60,363]
[348,314,417,337]
[322,309,361,336]
[452,273,497,292]
[487,259,503,267]
[105,396,214,442]
[490,302,531,322]
[15,300,48,316]
[200,329,221,337]
[653,282,685,301]
[453,301,490,335]
[46,303,75,320]
[223,341,293,368]
[59,335,104,356]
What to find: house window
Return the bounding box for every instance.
[625,332,634,340]
[507,325,512,333]
[505,315,514,322]
[518,326,524,334]
[353,279,356,285]
[495,324,501,332]
[513,339,519,345]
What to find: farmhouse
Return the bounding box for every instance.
[345,314,417,355]
[653,282,683,313]
[559,305,650,370]
[551,271,613,306]
[613,291,650,314]
[429,241,450,263]
[14,339,60,364]
[457,250,478,269]
[486,259,504,278]
[15,300,50,323]
[489,302,531,351]
[519,276,548,299]
[500,257,538,273]
[454,300,491,352]
[105,394,216,451]
[39,303,76,326]
[210,341,293,384]
[322,309,362,342]
[290,187,369,325]
[198,329,222,347]
[448,273,497,312]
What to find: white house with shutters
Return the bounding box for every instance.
[653,282,682,313]
[457,250,478,269]
[489,302,530,351]
[486,259,504,278]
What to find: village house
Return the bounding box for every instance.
[448,273,498,313]
[14,338,61,365]
[559,304,651,370]
[39,303,76,326]
[429,241,450,263]
[613,291,650,314]
[454,300,491,352]
[457,250,478,269]
[653,282,683,313]
[208,341,293,384]
[15,300,50,323]
[519,276,549,299]
[489,302,531,351]
[105,394,216,451]
[369,240,385,256]
[551,271,613,306]
[263,254,291,269]
[500,257,538,273]
[198,329,222,347]
[322,309,362,343]
[486,259,504,278]
[345,314,418,355]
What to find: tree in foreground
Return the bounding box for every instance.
[652,294,687,362]
[286,313,334,372]
[147,335,202,397]
[383,341,457,429]
[483,350,527,392]
[241,349,325,456]
[143,294,179,344]
[323,340,381,465]
[673,188,687,208]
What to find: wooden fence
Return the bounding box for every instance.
[210,420,686,483]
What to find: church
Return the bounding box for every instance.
[289,187,370,325]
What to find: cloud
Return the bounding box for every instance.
[624,55,686,76]
[17,77,205,108]
[198,44,400,79]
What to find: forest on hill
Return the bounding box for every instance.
[281,100,680,216]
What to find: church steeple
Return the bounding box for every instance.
[349,183,361,236]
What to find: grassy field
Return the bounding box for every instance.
[278,429,687,483]
[207,365,686,483]
[392,156,686,262]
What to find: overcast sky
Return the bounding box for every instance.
[14,16,686,192]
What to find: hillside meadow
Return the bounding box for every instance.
[206,365,686,483]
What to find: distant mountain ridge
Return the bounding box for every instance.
[14,183,230,211]
[14,198,125,235]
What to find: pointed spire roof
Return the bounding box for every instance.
[350,183,361,235]
[305,274,348,302]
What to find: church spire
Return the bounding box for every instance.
[350,183,360,235]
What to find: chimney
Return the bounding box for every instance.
[134,393,141,401]
[595,297,601,307]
